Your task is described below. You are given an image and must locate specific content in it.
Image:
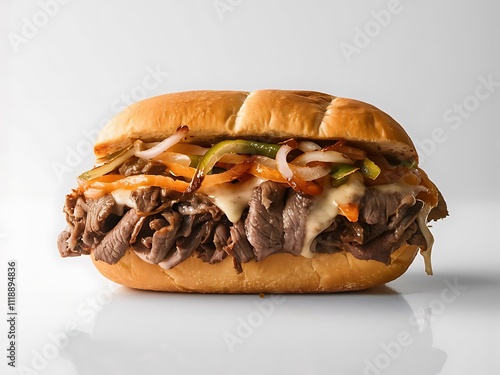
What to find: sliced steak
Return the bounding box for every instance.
[245,181,287,261]
[131,187,163,214]
[314,216,344,254]
[63,192,88,252]
[344,222,419,263]
[210,224,230,263]
[282,190,314,256]
[198,223,230,264]
[147,210,182,264]
[59,191,90,257]
[94,209,141,264]
[119,157,166,176]
[226,216,255,265]
[159,221,213,270]
[57,230,79,257]
[392,200,423,238]
[359,188,410,225]
[82,195,118,246]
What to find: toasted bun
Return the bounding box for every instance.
[91,244,419,293]
[95,90,418,162]
[87,90,447,293]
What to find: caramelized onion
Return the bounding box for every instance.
[291,150,352,166]
[298,141,321,152]
[135,125,189,159]
[276,144,294,180]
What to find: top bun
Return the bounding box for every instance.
[95,90,418,162]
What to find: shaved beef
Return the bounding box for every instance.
[160,221,213,270]
[197,223,229,264]
[245,181,286,261]
[359,188,413,225]
[211,224,229,263]
[314,217,344,254]
[345,222,419,263]
[282,190,313,255]
[119,157,166,176]
[225,215,255,272]
[392,200,423,238]
[339,221,365,244]
[147,210,182,263]
[57,230,79,257]
[177,194,222,220]
[82,195,118,246]
[58,176,427,272]
[94,209,141,264]
[58,192,90,257]
[131,187,163,213]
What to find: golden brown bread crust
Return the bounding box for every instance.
[91,244,419,293]
[86,89,447,293]
[95,90,418,163]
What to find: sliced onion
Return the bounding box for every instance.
[276,145,294,180]
[252,155,329,181]
[253,155,278,169]
[291,150,353,166]
[298,141,321,152]
[153,151,192,167]
[292,164,330,181]
[168,143,208,156]
[135,125,189,159]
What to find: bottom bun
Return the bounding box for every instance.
[91,244,419,293]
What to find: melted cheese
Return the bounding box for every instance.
[201,177,265,223]
[417,203,435,275]
[300,174,366,258]
[111,189,137,215]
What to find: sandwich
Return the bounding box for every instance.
[57,90,448,293]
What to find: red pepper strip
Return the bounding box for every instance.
[337,203,359,222]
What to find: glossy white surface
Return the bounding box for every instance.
[2,1,499,374]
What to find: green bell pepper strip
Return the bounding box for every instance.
[400,159,417,169]
[360,157,381,180]
[188,155,203,168]
[186,140,281,192]
[331,164,359,180]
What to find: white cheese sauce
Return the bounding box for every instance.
[417,203,435,275]
[300,173,366,258]
[111,189,137,215]
[201,177,265,223]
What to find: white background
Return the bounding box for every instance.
[1,1,499,374]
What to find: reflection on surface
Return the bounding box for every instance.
[59,286,447,374]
